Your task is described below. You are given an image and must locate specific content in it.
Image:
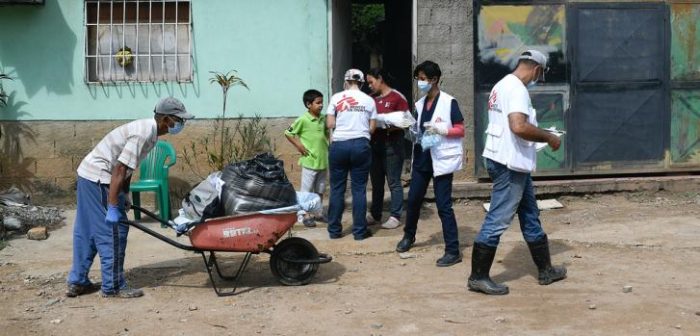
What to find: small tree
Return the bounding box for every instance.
[210,70,248,166]
[182,70,275,179]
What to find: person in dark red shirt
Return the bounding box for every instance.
[365,68,410,229]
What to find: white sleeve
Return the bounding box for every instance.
[369,100,378,120]
[326,96,337,116]
[504,86,531,117]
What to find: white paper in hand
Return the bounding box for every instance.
[536,127,566,152]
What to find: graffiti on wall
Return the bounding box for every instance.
[476,5,566,85]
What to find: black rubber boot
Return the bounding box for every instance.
[467,243,509,295]
[527,235,567,285]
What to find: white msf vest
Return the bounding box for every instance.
[415,91,464,176]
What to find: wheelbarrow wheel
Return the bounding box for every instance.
[270,237,319,286]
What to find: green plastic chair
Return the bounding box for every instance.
[131,140,177,223]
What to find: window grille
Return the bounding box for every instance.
[85,0,192,83]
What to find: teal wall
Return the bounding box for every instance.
[0,0,329,120]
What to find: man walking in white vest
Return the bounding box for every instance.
[468,50,567,295]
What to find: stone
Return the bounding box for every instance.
[188,305,198,311]
[495,316,506,323]
[588,304,597,310]
[27,227,48,240]
[622,285,633,293]
[399,253,416,259]
[3,216,22,230]
[371,323,383,329]
[50,319,62,324]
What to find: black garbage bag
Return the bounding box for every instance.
[220,153,297,215]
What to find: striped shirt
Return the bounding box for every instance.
[77,118,158,184]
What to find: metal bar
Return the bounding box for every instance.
[122,0,127,81]
[84,2,88,82]
[161,0,165,82]
[135,0,139,80]
[148,0,152,82]
[175,0,179,82]
[188,0,192,80]
[124,220,198,252]
[96,1,101,82]
[109,1,114,83]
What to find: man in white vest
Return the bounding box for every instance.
[468,50,567,295]
[395,61,465,267]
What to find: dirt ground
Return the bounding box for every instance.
[1,190,700,336]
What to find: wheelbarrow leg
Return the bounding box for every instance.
[201,251,253,297]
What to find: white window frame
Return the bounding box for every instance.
[84,0,193,84]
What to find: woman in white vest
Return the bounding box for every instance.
[395,61,465,267]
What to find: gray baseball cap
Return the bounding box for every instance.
[154,97,194,120]
[518,49,548,69]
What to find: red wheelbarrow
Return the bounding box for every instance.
[125,205,332,296]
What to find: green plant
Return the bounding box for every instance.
[209,70,249,165]
[0,73,11,107]
[182,114,275,178]
[182,70,274,178]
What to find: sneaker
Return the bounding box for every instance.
[381,216,401,229]
[366,213,380,226]
[302,218,316,228]
[65,283,100,298]
[100,287,144,298]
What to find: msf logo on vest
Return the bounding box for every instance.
[335,95,359,112]
[488,91,501,113]
[222,227,257,238]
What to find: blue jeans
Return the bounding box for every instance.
[403,167,460,255]
[327,138,372,238]
[475,159,546,247]
[67,177,130,294]
[369,139,405,220]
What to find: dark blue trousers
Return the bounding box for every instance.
[67,176,129,294]
[403,168,460,255]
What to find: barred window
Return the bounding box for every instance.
[85,0,192,83]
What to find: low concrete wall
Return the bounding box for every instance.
[0,118,304,198]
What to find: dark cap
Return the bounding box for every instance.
[154,97,194,120]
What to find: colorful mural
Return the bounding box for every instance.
[477,5,566,85]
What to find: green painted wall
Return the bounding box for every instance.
[0,0,329,121]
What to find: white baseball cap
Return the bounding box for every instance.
[518,49,548,69]
[344,69,365,82]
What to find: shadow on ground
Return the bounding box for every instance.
[126,253,346,296]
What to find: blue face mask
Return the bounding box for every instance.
[168,121,184,135]
[417,80,432,93]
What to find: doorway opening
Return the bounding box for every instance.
[331,0,414,104]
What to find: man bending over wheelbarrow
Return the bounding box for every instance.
[66,97,194,298]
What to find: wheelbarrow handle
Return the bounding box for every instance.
[130,204,172,227]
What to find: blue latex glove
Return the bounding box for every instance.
[106,204,121,223]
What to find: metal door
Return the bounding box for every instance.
[569,3,670,171]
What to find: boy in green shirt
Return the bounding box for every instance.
[285,89,329,227]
